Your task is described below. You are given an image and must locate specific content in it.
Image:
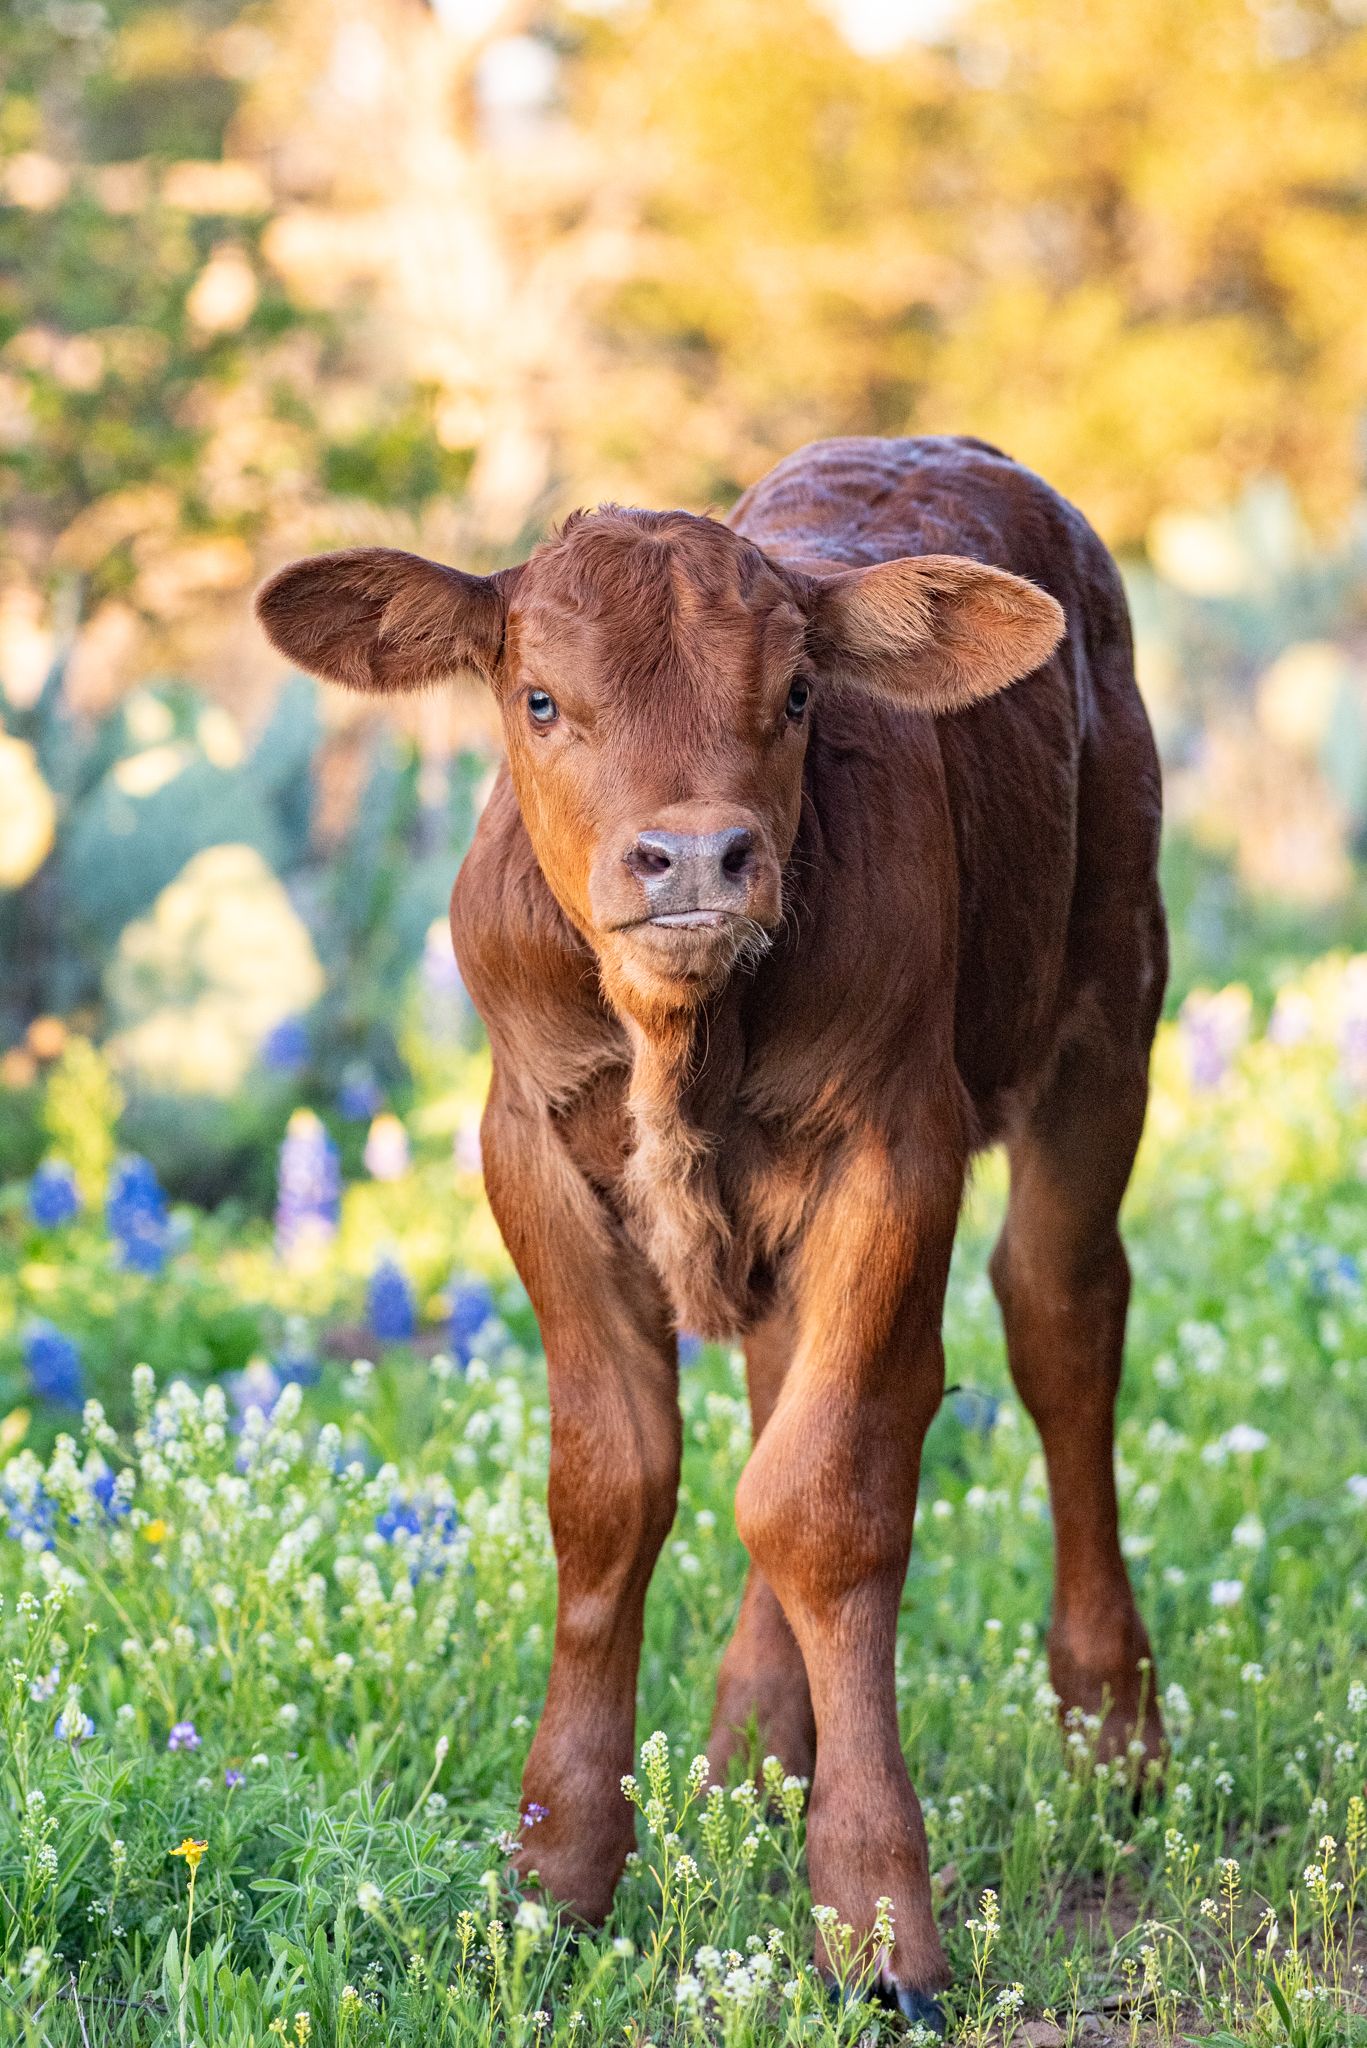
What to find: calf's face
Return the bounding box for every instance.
[257,507,1063,1014]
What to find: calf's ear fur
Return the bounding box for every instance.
[809,554,1065,714]
[256,548,518,692]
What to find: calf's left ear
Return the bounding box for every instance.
[808,554,1066,715]
[256,547,520,693]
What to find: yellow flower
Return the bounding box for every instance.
[171,1838,207,1872]
[142,1518,168,1543]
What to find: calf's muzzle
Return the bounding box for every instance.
[625,825,757,923]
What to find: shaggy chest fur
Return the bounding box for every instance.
[606,1012,815,1341]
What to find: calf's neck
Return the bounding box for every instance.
[258,434,1166,2018]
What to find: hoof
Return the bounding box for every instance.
[884,1984,947,2033]
[824,1973,947,2035]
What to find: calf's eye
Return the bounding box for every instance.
[785,680,810,721]
[527,689,558,726]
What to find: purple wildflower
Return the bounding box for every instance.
[1178,988,1251,1091]
[521,1801,549,1828]
[55,1705,95,1744]
[275,1110,340,1262]
[227,1359,282,1419]
[225,1768,245,1789]
[28,1159,80,1229]
[167,1720,201,1752]
[338,1067,382,1122]
[23,1321,85,1407]
[275,1342,321,1387]
[368,1258,416,1343]
[449,1277,496,1366]
[90,1466,130,1520]
[106,1155,171,1274]
[2,1476,55,1548]
[374,1493,461,1581]
[261,1015,310,1076]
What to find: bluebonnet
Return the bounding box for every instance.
[28,1159,80,1228]
[2,1478,55,1548]
[275,1110,340,1261]
[55,1705,95,1745]
[167,1720,200,1751]
[261,1015,310,1075]
[338,1067,382,1122]
[106,1155,171,1274]
[951,1387,1002,1436]
[227,1358,282,1419]
[449,1276,497,1366]
[368,1258,417,1343]
[90,1466,130,1520]
[374,1492,461,1581]
[276,1342,321,1387]
[24,1321,85,1407]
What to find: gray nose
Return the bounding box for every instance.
[625,826,755,912]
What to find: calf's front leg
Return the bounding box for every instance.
[482,1079,681,1921]
[708,1309,816,1785]
[734,1130,962,2015]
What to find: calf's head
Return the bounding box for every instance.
[257,509,1062,1016]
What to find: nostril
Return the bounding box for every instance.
[626,835,674,880]
[719,829,754,878]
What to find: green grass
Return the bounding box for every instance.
[0,954,1365,2046]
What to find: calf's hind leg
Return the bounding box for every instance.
[990,1027,1163,1769]
[707,1311,816,1785]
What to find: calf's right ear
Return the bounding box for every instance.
[255,548,520,693]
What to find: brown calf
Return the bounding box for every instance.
[258,435,1165,2019]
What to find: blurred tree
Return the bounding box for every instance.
[0,0,483,709]
[1,0,1365,703]
[565,0,1367,544]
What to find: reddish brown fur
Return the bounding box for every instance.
[257,436,1165,2006]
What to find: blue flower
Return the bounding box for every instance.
[374,1492,461,1581]
[261,1015,310,1075]
[55,1705,95,1744]
[90,1466,130,1520]
[338,1067,382,1122]
[23,1321,85,1407]
[225,1767,245,1789]
[106,1155,170,1274]
[449,1277,497,1366]
[227,1359,282,1418]
[28,1159,80,1229]
[167,1719,200,1752]
[374,1496,424,1543]
[275,1111,340,1261]
[368,1258,416,1343]
[276,1344,321,1387]
[677,1331,704,1367]
[951,1387,1002,1436]
[3,1478,55,1548]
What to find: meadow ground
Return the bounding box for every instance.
[1,955,1365,2047]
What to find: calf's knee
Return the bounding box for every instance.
[734,1409,920,1625]
[547,1394,679,1594]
